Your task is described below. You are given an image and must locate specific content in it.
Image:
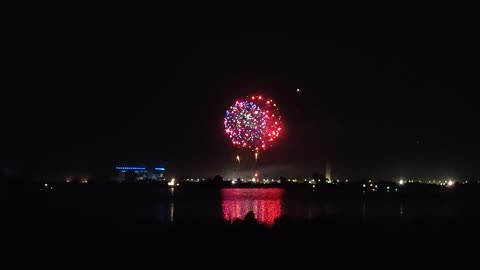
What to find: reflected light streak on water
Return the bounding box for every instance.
[169,202,174,223]
[222,188,284,225]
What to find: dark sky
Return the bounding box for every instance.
[2,2,480,180]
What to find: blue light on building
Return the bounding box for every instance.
[115,166,146,171]
[113,165,166,182]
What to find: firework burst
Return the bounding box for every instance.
[224,95,283,153]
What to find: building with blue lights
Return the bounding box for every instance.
[113,166,166,182]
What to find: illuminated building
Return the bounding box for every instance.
[113,166,166,182]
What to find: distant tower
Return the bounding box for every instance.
[325,162,331,182]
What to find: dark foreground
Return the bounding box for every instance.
[3,183,479,266]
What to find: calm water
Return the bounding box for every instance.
[222,188,283,225]
[146,188,469,225]
[28,187,472,226]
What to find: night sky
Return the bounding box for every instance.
[2,2,480,180]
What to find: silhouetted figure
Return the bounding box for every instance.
[243,211,259,225]
[232,219,243,225]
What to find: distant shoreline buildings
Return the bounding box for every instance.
[113,166,166,182]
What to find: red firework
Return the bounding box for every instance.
[224,94,283,153]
